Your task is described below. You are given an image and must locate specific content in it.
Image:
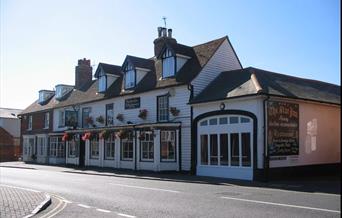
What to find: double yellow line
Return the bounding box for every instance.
[38,194,68,218]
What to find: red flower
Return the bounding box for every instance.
[62,133,69,142]
[82,132,91,141]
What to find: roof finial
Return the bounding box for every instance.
[162,16,167,28]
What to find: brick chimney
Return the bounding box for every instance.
[153,27,177,57]
[75,58,92,90]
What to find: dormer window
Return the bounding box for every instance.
[124,64,135,89]
[99,75,107,92]
[38,90,54,104]
[55,85,74,100]
[162,48,175,78]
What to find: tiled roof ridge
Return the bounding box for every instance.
[246,67,340,88]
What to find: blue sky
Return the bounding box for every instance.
[0,0,340,109]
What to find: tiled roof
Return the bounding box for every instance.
[191,67,341,105]
[20,36,229,114]
[0,108,23,119]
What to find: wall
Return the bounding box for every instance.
[53,85,192,171]
[269,99,341,168]
[191,39,242,97]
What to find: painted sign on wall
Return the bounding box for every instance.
[125,97,140,109]
[267,101,299,156]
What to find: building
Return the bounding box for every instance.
[19,27,340,180]
[0,108,22,161]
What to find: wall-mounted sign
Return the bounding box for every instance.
[125,97,140,109]
[267,101,299,156]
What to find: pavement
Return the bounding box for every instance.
[0,184,51,218]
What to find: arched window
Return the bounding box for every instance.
[162,48,175,78]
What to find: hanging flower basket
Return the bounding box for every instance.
[116,129,128,139]
[62,132,70,142]
[170,107,180,116]
[96,115,105,124]
[82,132,92,141]
[116,113,124,122]
[138,109,148,120]
[138,132,145,140]
[99,129,113,140]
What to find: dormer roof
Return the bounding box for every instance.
[122,55,155,71]
[94,63,122,78]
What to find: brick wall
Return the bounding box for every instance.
[0,127,15,161]
[21,110,52,135]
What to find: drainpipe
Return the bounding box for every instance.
[263,95,270,182]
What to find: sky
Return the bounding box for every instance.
[0,0,340,109]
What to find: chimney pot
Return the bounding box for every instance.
[157,27,162,37]
[162,27,167,37]
[167,29,172,38]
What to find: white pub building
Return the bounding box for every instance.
[20,27,340,181]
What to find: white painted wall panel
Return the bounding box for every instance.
[191,39,242,97]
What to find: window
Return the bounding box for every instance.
[200,135,208,165]
[124,64,135,89]
[44,112,49,129]
[230,116,239,124]
[157,95,169,122]
[37,137,45,156]
[56,87,63,99]
[106,104,114,126]
[23,138,28,155]
[219,117,228,125]
[82,108,91,128]
[68,135,79,157]
[161,130,176,161]
[28,115,32,130]
[59,111,65,127]
[200,120,208,126]
[220,134,228,165]
[99,76,107,92]
[105,133,115,160]
[230,133,239,166]
[90,136,99,159]
[241,132,251,167]
[140,131,154,161]
[209,118,217,125]
[162,48,175,78]
[39,92,44,103]
[121,131,133,160]
[241,117,250,123]
[210,134,218,165]
[50,136,65,158]
[65,110,78,127]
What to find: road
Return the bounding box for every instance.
[0,164,340,218]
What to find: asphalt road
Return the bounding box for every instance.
[0,164,340,218]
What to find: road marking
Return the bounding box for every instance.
[221,196,341,213]
[109,183,180,193]
[0,184,40,193]
[96,208,111,213]
[62,199,73,203]
[78,204,91,208]
[117,213,136,218]
[39,195,67,218]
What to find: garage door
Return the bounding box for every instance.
[197,115,254,180]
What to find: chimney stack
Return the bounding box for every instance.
[153,27,177,56]
[75,58,92,90]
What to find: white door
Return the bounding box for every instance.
[197,115,253,180]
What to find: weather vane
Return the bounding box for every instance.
[162,16,167,28]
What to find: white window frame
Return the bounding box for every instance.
[37,136,46,156]
[104,134,115,160]
[160,130,176,161]
[50,136,65,158]
[99,75,107,92]
[162,48,175,78]
[157,95,169,122]
[90,136,99,159]
[44,112,49,129]
[125,69,135,89]
[121,132,133,161]
[140,131,154,161]
[68,135,79,157]
[58,110,65,127]
[106,103,114,126]
[28,115,32,130]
